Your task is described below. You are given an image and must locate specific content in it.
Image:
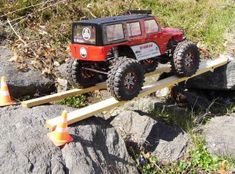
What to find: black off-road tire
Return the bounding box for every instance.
[66,59,98,88]
[172,41,200,77]
[107,58,144,101]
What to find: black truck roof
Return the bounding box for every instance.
[74,14,153,25]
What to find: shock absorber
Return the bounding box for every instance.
[112,47,119,58]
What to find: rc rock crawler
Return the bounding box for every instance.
[67,10,200,101]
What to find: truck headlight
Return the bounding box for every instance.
[80,47,87,58]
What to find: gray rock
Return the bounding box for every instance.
[111,110,189,162]
[186,56,235,90]
[57,63,67,79]
[203,115,235,157]
[122,97,161,112]
[0,105,138,174]
[105,97,161,119]
[0,23,6,44]
[154,102,191,118]
[56,78,69,92]
[56,63,70,92]
[0,46,55,98]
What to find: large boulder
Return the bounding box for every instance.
[110,110,189,162]
[203,115,235,157]
[186,56,235,90]
[0,46,55,98]
[103,97,161,120]
[0,105,138,174]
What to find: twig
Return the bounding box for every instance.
[0,0,67,26]
[83,8,97,18]
[190,96,199,117]
[154,163,164,173]
[195,98,218,125]
[6,18,26,45]
[0,0,54,18]
[7,18,37,57]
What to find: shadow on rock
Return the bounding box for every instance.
[0,105,138,174]
[110,110,189,162]
[61,117,138,174]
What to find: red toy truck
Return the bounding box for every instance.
[67,10,200,100]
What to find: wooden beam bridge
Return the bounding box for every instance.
[43,56,229,130]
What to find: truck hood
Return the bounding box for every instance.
[161,27,185,41]
[161,27,184,34]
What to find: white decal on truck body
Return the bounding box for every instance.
[131,42,161,61]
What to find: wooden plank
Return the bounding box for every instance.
[140,56,229,97]
[46,98,125,130]
[46,56,229,130]
[21,82,106,108]
[21,66,170,108]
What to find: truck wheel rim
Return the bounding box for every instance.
[124,71,137,91]
[185,52,194,68]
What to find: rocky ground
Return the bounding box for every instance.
[203,115,235,157]
[0,105,138,174]
[1,46,235,173]
[0,96,235,173]
[0,102,190,174]
[0,46,55,99]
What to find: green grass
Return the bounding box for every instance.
[226,102,235,113]
[136,135,234,174]
[142,0,235,54]
[149,104,197,131]
[58,95,87,108]
[149,96,235,131]
[146,99,235,173]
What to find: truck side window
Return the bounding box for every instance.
[144,19,159,33]
[127,22,141,37]
[106,24,124,42]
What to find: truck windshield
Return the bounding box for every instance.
[73,25,96,44]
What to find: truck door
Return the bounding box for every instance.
[143,18,166,55]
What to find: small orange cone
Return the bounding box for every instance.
[47,110,73,147]
[218,160,228,174]
[0,76,16,107]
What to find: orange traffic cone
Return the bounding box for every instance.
[47,110,73,147]
[0,76,16,107]
[218,161,228,174]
